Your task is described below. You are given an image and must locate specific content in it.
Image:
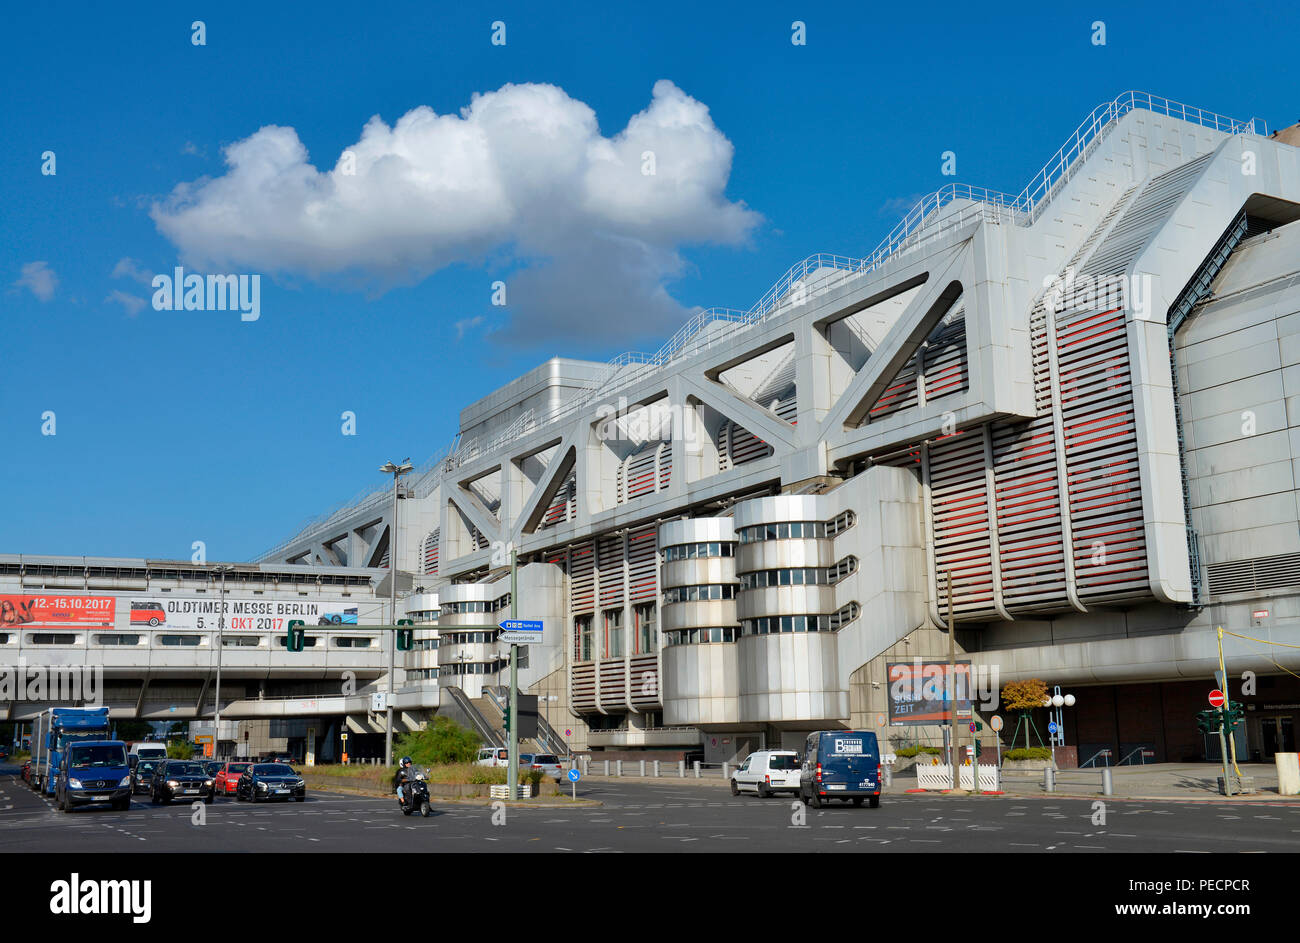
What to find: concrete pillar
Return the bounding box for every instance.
[1277,753,1300,796]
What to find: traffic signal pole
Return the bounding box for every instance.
[1217,626,1243,781]
[507,549,519,800]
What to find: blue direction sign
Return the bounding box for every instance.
[498,619,543,644]
[1048,721,1059,734]
[567,768,581,783]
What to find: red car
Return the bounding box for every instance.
[213,760,254,796]
[20,760,32,783]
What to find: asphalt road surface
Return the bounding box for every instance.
[3,765,1298,853]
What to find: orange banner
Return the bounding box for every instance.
[0,594,116,627]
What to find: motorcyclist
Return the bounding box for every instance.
[393,756,415,805]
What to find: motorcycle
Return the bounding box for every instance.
[398,771,432,818]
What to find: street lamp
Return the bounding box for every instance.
[1045,686,1076,767]
[211,564,233,760]
[380,459,413,767]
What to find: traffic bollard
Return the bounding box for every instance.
[615,760,622,777]
[679,760,685,778]
[603,759,610,776]
[653,760,660,777]
[1102,767,1114,796]
[1044,767,1055,792]
[639,759,646,777]
[693,760,701,779]
[722,761,729,779]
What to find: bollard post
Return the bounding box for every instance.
[1044,767,1055,792]
[653,760,660,778]
[679,760,685,778]
[693,760,701,779]
[722,761,729,779]
[639,759,646,777]
[603,759,610,776]
[615,760,622,777]
[1102,766,1114,796]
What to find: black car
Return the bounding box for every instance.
[150,759,214,804]
[236,763,306,803]
[200,760,223,778]
[132,759,161,795]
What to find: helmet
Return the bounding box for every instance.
[401,756,412,766]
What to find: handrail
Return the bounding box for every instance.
[443,685,503,748]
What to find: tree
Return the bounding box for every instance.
[1000,679,1049,749]
[393,717,481,767]
[166,741,194,759]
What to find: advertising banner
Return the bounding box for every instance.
[126,597,372,632]
[0,594,116,627]
[886,660,973,725]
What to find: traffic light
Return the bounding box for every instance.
[396,619,413,652]
[1224,701,1245,729]
[1195,709,1221,734]
[286,620,305,653]
[503,704,512,734]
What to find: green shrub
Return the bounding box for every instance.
[894,745,944,757]
[166,741,194,759]
[1004,747,1053,761]
[393,717,482,766]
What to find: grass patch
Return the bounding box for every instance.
[1003,747,1053,761]
[894,746,944,757]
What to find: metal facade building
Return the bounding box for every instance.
[261,93,1300,764]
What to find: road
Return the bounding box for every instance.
[3,765,1298,852]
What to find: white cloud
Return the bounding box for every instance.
[455,315,485,340]
[111,257,153,285]
[151,80,760,345]
[14,261,58,301]
[105,289,146,317]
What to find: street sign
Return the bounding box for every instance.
[340,732,348,741]
[990,714,1003,732]
[565,729,572,738]
[567,768,581,783]
[1209,689,1226,708]
[498,619,543,644]
[968,722,976,733]
[371,692,388,712]
[1048,721,1058,734]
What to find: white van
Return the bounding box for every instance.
[128,742,168,766]
[730,750,802,797]
[474,747,509,767]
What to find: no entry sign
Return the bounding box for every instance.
[1208,689,1226,708]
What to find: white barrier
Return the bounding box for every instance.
[915,763,1001,791]
[1277,752,1300,796]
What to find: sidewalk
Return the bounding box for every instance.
[958,762,1294,802]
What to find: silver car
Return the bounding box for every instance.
[518,753,565,782]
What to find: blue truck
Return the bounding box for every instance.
[55,739,132,812]
[30,707,113,796]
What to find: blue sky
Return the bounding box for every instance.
[3,0,1298,561]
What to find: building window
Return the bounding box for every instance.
[275,636,318,648]
[634,602,657,654]
[333,637,373,648]
[28,633,76,645]
[222,635,260,647]
[574,615,593,662]
[159,634,202,646]
[603,608,624,658]
[95,634,140,646]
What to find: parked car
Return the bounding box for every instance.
[56,740,132,812]
[151,759,214,805]
[475,747,509,767]
[731,750,802,797]
[0,745,9,760]
[236,763,306,803]
[799,730,881,808]
[518,753,565,782]
[131,759,161,795]
[214,760,253,796]
[20,759,32,783]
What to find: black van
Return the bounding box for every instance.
[799,730,881,808]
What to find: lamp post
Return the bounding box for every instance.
[211,565,232,760]
[380,458,413,767]
[1046,686,1076,767]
